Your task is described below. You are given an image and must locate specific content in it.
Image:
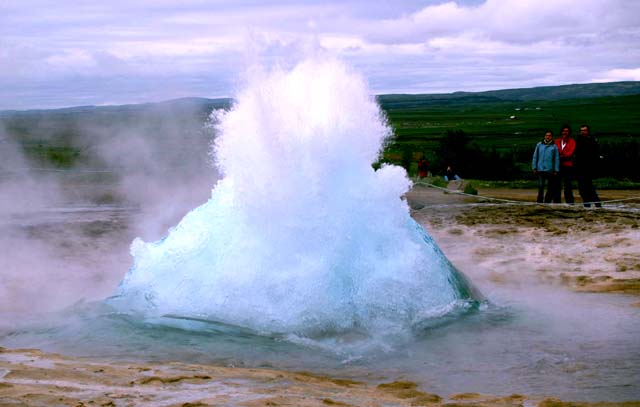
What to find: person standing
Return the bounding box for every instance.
[417,156,430,178]
[575,124,602,207]
[554,124,576,204]
[532,131,560,203]
[444,165,461,181]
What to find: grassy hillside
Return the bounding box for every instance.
[1,82,638,181]
[0,98,230,170]
[380,81,640,105]
[379,92,640,180]
[380,93,640,156]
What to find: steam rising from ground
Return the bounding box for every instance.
[84,107,219,240]
[0,123,68,315]
[0,101,219,317]
[0,123,65,213]
[111,57,477,339]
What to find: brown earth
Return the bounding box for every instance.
[407,185,640,294]
[2,347,639,407]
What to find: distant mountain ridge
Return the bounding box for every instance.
[460,81,640,100]
[1,81,639,115]
[377,81,640,109]
[0,97,233,117]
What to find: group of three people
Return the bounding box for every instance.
[532,124,601,207]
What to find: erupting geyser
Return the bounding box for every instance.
[109,57,479,340]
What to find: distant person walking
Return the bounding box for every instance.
[532,130,560,203]
[575,124,602,207]
[417,156,430,178]
[554,124,576,204]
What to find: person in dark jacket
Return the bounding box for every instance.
[444,165,461,181]
[532,131,560,203]
[575,124,602,208]
[554,124,576,204]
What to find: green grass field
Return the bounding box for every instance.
[1,84,638,181]
[380,94,640,156]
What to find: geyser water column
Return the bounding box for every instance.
[109,57,479,339]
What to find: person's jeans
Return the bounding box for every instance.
[537,172,556,203]
[555,167,575,204]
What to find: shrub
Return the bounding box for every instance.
[463,182,478,195]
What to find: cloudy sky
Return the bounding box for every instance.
[1,0,639,110]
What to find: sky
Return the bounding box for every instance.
[1,0,639,110]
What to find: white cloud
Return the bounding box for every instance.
[366,0,640,44]
[45,49,96,69]
[594,68,640,82]
[108,38,238,59]
[0,0,638,109]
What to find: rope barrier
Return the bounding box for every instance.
[411,180,640,207]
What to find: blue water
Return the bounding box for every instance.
[2,284,638,401]
[0,201,638,400]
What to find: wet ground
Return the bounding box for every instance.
[1,185,639,405]
[407,186,640,294]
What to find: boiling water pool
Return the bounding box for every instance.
[1,206,638,402]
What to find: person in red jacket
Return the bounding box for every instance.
[554,124,576,204]
[417,156,430,178]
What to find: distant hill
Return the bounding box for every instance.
[0,97,232,118]
[473,81,640,100]
[2,81,639,116]
[1,84,638,182]
[377,81,640,109]
[0,97,233,179]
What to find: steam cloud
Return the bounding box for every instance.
[0,101,220,318]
